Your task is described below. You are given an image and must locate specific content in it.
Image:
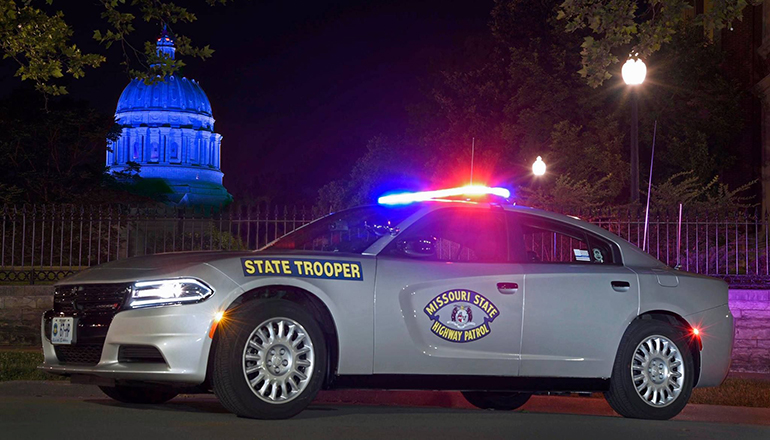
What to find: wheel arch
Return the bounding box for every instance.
[616,310,702,387]
[206,284,340,389]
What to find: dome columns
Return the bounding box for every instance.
[111,125,220,169]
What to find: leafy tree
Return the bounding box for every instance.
[636,25,745,182]
[649,170,756,211]
[315,136,426,211]
[0,0,230,99]
[0,87,161,204]
[519,173,617,210]
[325,0,751,210]
[408,0,629,204]
[557,0,763,87]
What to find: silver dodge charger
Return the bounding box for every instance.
[39,187,734,420]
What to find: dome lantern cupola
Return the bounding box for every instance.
[156,25,176,61]
[106,27,231,207]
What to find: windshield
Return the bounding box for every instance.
[265,205,421,253]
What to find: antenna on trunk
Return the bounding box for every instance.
[642,120,657,252]
[470,137,475,185]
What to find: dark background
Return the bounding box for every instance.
[0,0,494,204]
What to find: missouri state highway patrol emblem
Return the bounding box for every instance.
[423,289,499,343]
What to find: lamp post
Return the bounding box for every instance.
[622,58,646,203]
[532,156,546,176]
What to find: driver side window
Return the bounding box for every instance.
[388,208,507,263]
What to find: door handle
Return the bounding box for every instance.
[497,282,518,294]
[611,281,631,292]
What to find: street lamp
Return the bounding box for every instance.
[622,58,646,203]
[532,156,546,176]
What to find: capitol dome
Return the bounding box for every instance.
[106,27,231,207]
[116,76,213,116]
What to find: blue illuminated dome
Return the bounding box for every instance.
[116,76,213,116]
[106,27,232,207]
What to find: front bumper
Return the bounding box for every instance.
[39,301,218,385]
[686,303,734,388]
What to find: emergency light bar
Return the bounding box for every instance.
[378,185,511,205]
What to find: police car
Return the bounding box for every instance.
[39,186,734,420]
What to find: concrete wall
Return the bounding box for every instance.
[730,290,770,373]
[0,286,52,346]
[1,286,769,374]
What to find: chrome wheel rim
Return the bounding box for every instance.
[631,334,685,408]
[242,317,315,404]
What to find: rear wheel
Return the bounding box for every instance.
[212,300,327,419]
[99,384,178,404]
[462,391,532,410]
[605,319,694,420]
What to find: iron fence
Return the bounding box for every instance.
[2,203,770,286]
[0,204,322,283]
[584,208,770,287]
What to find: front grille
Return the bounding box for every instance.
[50,283,132,366]
[54,283,132,316]
[118,345,166,364]
[54,344,104,366]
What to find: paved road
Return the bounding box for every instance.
[1,382,769,440]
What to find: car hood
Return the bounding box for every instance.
[57,251,254,285]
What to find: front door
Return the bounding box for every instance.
[373,207,524,376]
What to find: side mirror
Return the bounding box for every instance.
[397,237,436,258]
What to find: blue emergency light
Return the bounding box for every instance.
[377,185,511,205]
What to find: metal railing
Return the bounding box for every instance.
[0,204,323,283]
[584,208,770,287]
[2,204,770,286]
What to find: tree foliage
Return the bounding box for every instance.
[318,0,751,211]
[649,170,756,211]
[0,87,162,204]
[558,0,763,87]
[316,136,425,212]
[0,0,231,99]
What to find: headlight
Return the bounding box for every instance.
[129,278,214,308]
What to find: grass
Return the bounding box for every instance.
[690,378,770,408]
[0,352,65,381]
[0,351,768,408]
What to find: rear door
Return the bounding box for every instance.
[511,213,639,378]
[373,207,524,376]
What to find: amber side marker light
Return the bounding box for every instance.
[209,311,225,339]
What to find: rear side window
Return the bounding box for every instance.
[387,208,508,263]
[508,213,620,265]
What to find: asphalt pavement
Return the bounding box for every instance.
[1,381,768,440]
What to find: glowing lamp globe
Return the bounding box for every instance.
[532,156,546,176]
[622,59,646,85]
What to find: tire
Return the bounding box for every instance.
[462,391,532,410]
[604,319,695,420]
[99,384,178,404]
[212,299,327,419]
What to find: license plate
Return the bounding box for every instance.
[51,317,75,345]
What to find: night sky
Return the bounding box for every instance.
[5,1,495,204]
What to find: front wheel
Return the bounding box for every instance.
[212,300,327,419]
[604,319,695,420]
[99,384,178,404]
[462,391,532,410]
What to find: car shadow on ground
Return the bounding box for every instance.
[83,395,541,420]
[80,395,625,422]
